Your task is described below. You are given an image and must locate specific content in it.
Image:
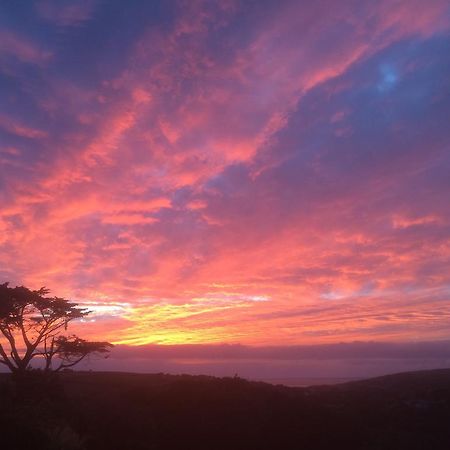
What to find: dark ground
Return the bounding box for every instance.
[1,368,450,450]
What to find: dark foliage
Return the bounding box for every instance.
[1,369,449,450]
[0,282,112,373]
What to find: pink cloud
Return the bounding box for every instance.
[35,0,98,27]
[0,115,47,139]
[0,30,52,63]
[1,0,449,349]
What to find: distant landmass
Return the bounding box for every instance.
[1,368,450,449]
[259,376,362,386]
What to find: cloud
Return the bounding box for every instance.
[0,115,48,139]
[35,0,98,27]
[0,30,52,63]
[0,0,449,349]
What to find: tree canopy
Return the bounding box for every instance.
[0,282,112,373]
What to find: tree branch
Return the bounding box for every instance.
[0,324,21,365]
[18,306,32,348]
[0,342,16,371]
[55,353,88,372]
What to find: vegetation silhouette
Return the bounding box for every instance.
[1,369,450,449]
[0,282,112,374]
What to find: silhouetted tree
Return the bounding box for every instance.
[0,282,112,374]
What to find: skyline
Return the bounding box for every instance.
[1,0,450,356]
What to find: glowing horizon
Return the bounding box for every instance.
[1,0,450,347]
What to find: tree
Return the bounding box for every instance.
[0,282,112,373]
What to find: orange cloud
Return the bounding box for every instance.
[1,0,449,350]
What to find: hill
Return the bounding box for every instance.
[1,369,450,449]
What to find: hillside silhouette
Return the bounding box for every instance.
[1,369,450,449]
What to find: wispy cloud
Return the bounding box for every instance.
[35,0,99,27]
[0,0,449,347]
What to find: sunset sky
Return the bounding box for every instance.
[1,0,450,375]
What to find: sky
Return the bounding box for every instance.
[1,0,450,376]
